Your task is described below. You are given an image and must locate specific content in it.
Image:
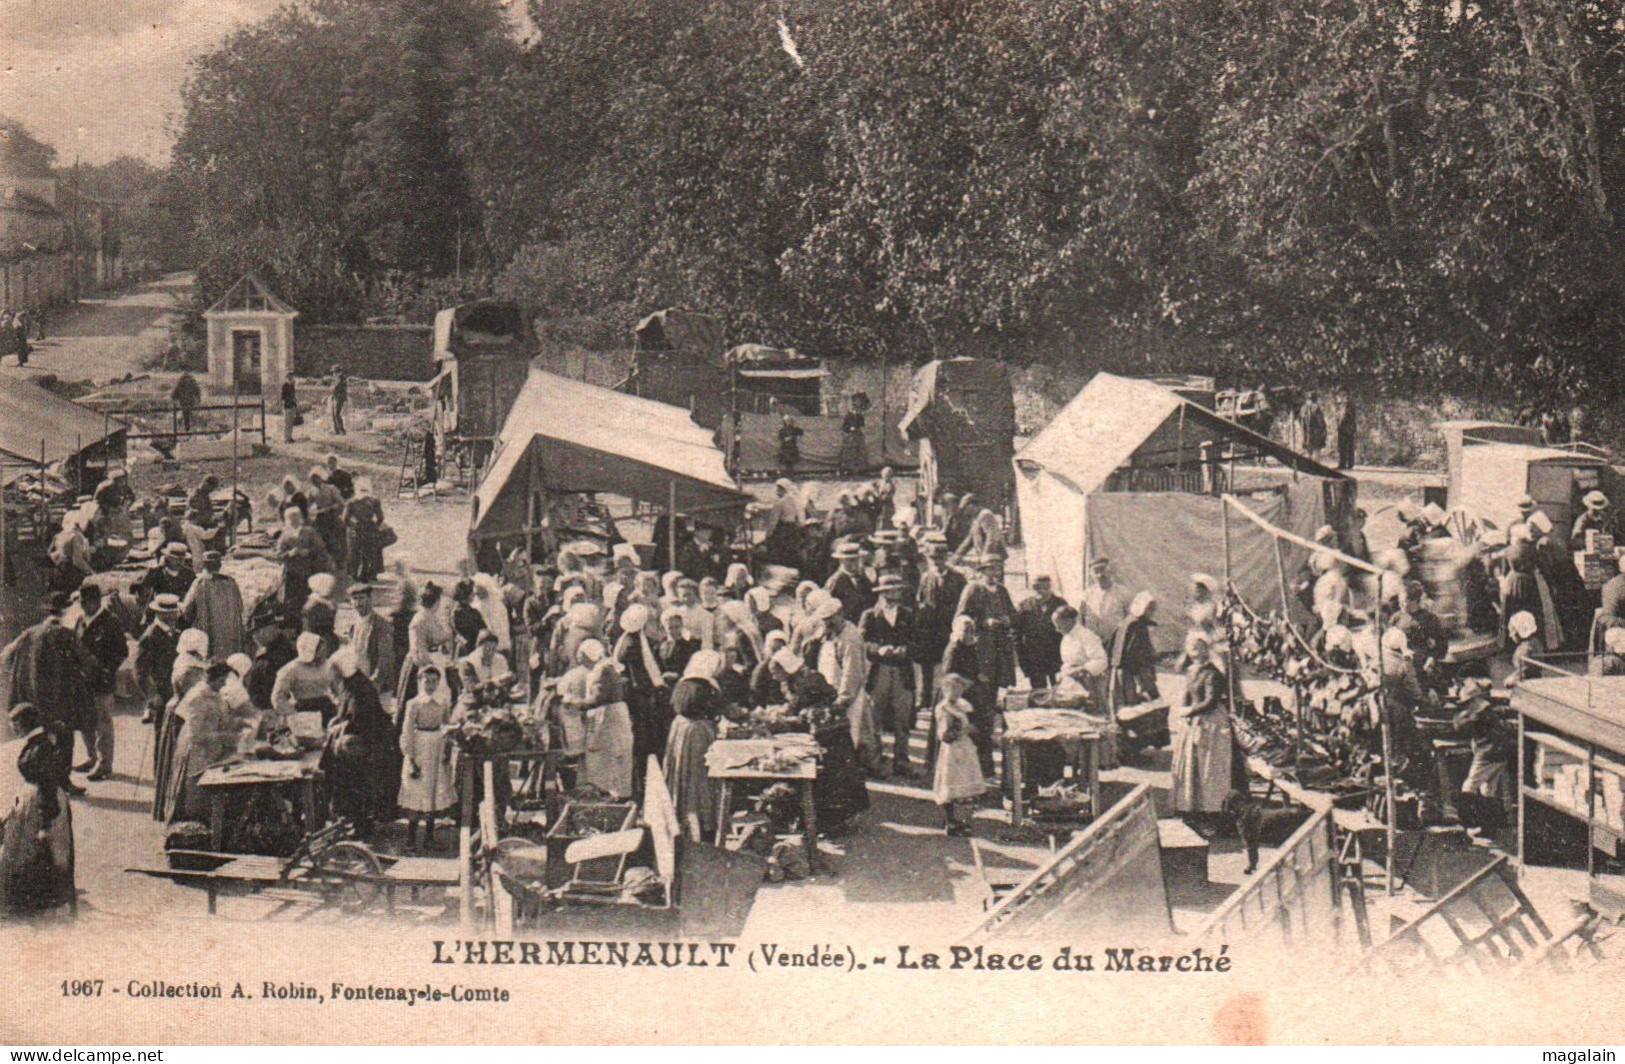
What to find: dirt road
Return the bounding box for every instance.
[11,272,192,385]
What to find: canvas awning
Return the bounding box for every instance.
[0,372,125,476]
[470,367,748,537]
[1015,372,1346,493]
[1014,372,1348,614]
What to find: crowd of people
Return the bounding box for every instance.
[494,475,1206,839]
[0,447,1248,919]
[0,449,398,914]
[17,414,1607,918]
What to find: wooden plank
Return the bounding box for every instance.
[1196,806,1340,944]
[961,783,1169,942]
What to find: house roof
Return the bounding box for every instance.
[204,273,295,316]
[471,367,748,536]
[1456,441,1606,467]
[1015,372,1346,494]
[0,371,124,473]
[0,187,61,216]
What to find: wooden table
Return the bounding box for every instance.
[197,750,324,850]
[1001,711,1103,829]
[1509,674,1625,917]
[707,740,820,875]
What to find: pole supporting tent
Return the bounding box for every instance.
[1218,493,1399,895]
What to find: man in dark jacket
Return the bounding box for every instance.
[7,592,92,791]
[144,541,197,603]
[860,573,917,777]
[171,372,201,432]
[825,541,875,623]
[677,524,727,584]
[75,583,128,780]
[329,366,348,435]
[281,378,299,442]
[912,533,963,713]
[1014,575,1065,690]
[135,594,182,726]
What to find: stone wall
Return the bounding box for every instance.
[295,323,435,381]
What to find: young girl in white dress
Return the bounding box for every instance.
[398,664,456,850]
[933,673,985,836]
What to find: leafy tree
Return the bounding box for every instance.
[171,0,510,319]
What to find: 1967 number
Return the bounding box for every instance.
[61,979,104,996]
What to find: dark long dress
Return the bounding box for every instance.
[323,673,402,834]
[1499,540,1545,651]
[664,679,723,839]
[617,640,671,795]
[0,732,75,915]
[784,669,870,828]
[1109,617,1161,706]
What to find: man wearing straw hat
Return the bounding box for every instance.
[825,540,875,624]
[135,593,182,727]
[860,572,918,778]
[1573,489,1624,547]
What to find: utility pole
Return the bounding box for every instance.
[67,157,82,303]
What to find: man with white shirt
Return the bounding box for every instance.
[1079,556,1130,645]
[816,598,881,774]
[1051,605,1108,709]
[461,630,514,688]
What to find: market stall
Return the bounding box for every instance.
[468,366,750,572]
[999,708,1102,829]
[1510,667,1625,919]
[1015,372,1352,651]
[1217,495,1403,892]
[707,735,822,874]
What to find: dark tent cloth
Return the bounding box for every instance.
[2,622,91,734]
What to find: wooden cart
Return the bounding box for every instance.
[127,821,459,917]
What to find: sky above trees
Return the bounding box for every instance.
[0,0,536,163]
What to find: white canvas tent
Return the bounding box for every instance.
[470,367,749,543]
[1015,373,1351,649]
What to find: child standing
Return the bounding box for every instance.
[933,673,985,836]
[398,665,456,850]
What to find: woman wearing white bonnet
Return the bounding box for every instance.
[579,638,635,798]
[271,630,339,721]
[303,571,340,660]
[1505,610,1541,685]
[553,638,605,757]
[152,628,210,820]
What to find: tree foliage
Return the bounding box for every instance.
[170,0,512,319]
[167,0,1625,400]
